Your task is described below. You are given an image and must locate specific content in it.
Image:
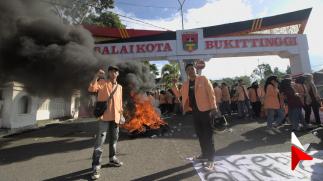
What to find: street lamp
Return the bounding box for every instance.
[178,0,186,30]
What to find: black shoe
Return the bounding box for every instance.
[291,128,301,132]
[193,155,208,162]
[109,157,123,167]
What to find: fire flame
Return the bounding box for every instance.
[123,93,166,133]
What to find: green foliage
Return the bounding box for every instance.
[251,63,273,81]
[273,67,285,80]
[161,63,180,89]
[49,0,115,24]
[251,63,288,84]
[143,61,159,76]
[214,76,251,87]
[83,12,125,28]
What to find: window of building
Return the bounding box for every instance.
[18,96,31,114]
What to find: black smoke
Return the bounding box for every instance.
[0,0,155,99]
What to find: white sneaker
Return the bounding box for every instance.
[203,161,216,171]
[91,169,100,180]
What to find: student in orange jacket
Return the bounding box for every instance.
[249,81,262,118]
[172,63,217,170]
[88,67,123,180]
[221,82,231,116]
[264,75,284,129]
[304,74,322,125]
[213,82,222,112]
[235,79,252,118]
[172,83,183,115]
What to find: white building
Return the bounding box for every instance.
[0,82,80,129]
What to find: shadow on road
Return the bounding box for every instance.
[215,124,308,155]
[131,163,195,181]
[43,168,92,181]
[0,138,94,165]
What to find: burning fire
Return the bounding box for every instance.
[123,93,166,133]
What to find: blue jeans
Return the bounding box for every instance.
[92,121,119,170]
[289,107,307,130]
[237,101,247,118]
[237,100,252,118]
[267,108,284,128]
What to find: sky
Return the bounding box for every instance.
[113,0,323,79]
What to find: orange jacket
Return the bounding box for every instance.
[248,88,262,103]
[221,86,231,103]
[294,83,306,105]
[264,84,281,109]
[88,79,123,122]
[236,85,249,101]
[172,76,216,113]
[213,87,222,104]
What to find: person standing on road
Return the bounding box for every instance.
[213,82,222,113]
[159,90,168,115]
[88,66,123,180]
[221,82,231,116]
[304,74,322,126]
[264,76,284,131]
[249,81,262,118]
[172,63,217,171]
[235,79,252,119]
[280,77,308,131]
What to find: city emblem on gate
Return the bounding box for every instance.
[182,32,198,52]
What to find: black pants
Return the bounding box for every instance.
[251,101,261,118]
[220,101,231,116]
[167,103,174,113]
[304,101,321,124]
[192,110,215,161]
[160,104,167,114]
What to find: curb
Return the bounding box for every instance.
[0,118,80,138]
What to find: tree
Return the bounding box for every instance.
[143,61,159,77]
[273,67,285,80]
[235,76,252,86]
[161,63,180,89]
[220,77,235,87]
[49,0,114,24]
[83,12,125,28]
[251,63,273,81]
[213,76,251,88]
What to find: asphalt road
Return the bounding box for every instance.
[0,114,322,181]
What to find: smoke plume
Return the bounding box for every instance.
[0,0,155,98]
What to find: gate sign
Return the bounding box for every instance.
[195,60,205,70]
[182,32,198,52]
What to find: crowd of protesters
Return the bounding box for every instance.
[153,73,322,133]
[148,65,321,170]
[87,65,322,179]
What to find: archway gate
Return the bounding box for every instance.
[91,8,312,80]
